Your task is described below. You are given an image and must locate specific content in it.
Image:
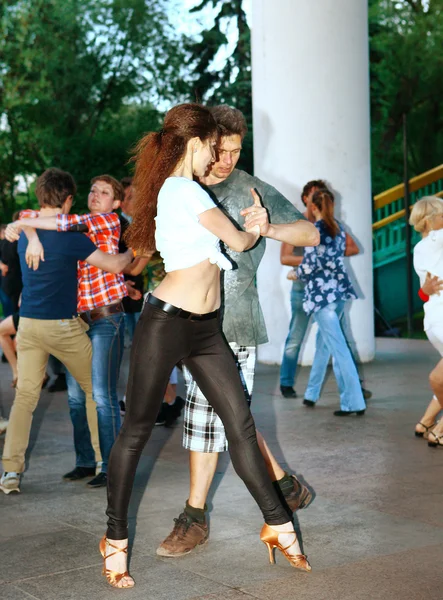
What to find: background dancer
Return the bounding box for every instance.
[12,175,139,488]
[410,197,443,447]
[296,189,366,416]
[279,180,370,403]
[1,168,133,495]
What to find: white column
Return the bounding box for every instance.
[251,0,375,365]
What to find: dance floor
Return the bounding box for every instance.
[1,337,442,600]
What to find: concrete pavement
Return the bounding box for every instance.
[1,338,442,600]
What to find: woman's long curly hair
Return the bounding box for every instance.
[311,189,339,238]
[126,103,218,252]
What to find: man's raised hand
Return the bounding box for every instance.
[240,188,270,236]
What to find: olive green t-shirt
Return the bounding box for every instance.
[204,169,304,346]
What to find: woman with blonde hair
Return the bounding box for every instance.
[410,196,443,446]
[100,104,313,588]
[297,189,366,416]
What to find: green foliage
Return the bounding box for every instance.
[185,0,253,173]
[3,0,441,215]
[370,0,443,194]
[0,0,184,218]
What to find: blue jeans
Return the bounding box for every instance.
[280,285,310,387]
[67,312,125,472]
[124,312,141,344]
[305,301,366,412]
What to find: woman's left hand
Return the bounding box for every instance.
[241,188,270,236]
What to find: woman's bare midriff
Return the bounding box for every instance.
[152,259,221,314]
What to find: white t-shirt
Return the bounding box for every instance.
[413,228,443,330]
[155,177,232,272]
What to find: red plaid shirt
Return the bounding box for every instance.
[21,210,127,312]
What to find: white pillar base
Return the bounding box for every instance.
[252,0,375,366]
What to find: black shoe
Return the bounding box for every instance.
[278,473,314,513]
[155,403,168,426]
[48,374,67,393]
[303,399,315,407]
[63,466,96,480]
[87,472,107,488]
[362,388,372,400]
[280,386,297,398]
[333,410,365,417]
[164,396,185,427]
[119,399,126,416]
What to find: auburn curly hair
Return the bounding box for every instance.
[126,103,218,252]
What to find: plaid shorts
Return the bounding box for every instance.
[182,343,256,453]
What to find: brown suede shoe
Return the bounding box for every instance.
[156,512,209,557]
[284,475,313,513]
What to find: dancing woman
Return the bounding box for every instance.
[410,197,443,447]
[101,104,311,588]
[296,189,366,416]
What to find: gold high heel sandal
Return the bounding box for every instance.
[99,535,135,588]
[260,524,311,572]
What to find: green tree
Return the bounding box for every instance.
[370,0,443,194]
[0,0,185,218]
[185,0,253,172]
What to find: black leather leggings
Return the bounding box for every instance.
[106,298,289,539]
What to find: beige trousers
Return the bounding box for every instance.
[2,317,101,473]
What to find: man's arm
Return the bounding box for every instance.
[85,249,134,274]
[265,221,319,246]
[6,217,57,240]
[280,242,303,267]
[241,188,319,247]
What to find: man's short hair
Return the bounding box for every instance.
[35,168,77,208]
[120,176,133,190]
[91,175,124,202]
[210,105,248,140]
[301,180,328,204]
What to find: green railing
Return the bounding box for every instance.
[372,165,443,268]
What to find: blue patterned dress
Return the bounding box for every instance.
[296,220,357,315]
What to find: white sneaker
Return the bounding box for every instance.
[0,418,8,435]
[0,472,20,494]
